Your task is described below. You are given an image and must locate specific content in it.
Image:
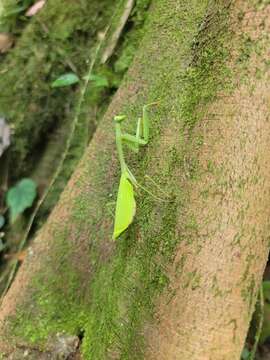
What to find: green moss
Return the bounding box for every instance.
[79,2,236,357]
[183,270,202,290]
[180,13,233,128]
[227,318,238,343]
[241,275,256,315]
[8,223,89,348]
[0,0,28,33]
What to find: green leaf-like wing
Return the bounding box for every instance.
[51,73,79,88]
[113,173,136,240]
[6,178,37,223]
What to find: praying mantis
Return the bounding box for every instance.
[112,102,158,239]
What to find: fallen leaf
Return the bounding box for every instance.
[4,250,26,262]
[25,0,46,17]
[0,33,14,53]
[0,118,11,157]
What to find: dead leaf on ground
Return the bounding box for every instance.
[4,251,26,262]
[0,33,14,53]
[25,0,46,17]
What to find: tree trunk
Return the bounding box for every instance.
[0,0,269,359]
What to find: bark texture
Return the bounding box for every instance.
[145,2,270,358]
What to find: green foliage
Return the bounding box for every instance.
[263,281,270,300]
[241,347,250,360]
[259,281,270,344]
[0,0,29,32]
[6,178,37,223]
[51,73,80,88]
[0,0,116,181]
[0,215,5,229]
[88,74,109,88]
[113,172,136,240]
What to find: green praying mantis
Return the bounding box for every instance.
[112,102,158,240]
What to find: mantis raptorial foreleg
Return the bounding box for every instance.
[112,102,158,239]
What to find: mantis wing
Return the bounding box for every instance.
[113,172,136,240]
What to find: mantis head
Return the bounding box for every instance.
[114,115,126,123]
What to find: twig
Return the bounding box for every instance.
[101,0,135,64]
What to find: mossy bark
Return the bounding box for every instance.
[0,0,269,359]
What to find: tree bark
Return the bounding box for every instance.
[145,2,270,358]
[0,0,269,359]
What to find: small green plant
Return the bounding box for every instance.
[51,73,80,88]
[6,178,37,223]
[241,347,250,360]
[113,102,157,239]
[0,215,4,229]
[86,73,109,88]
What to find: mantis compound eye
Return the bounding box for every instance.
[114,115,126,123]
